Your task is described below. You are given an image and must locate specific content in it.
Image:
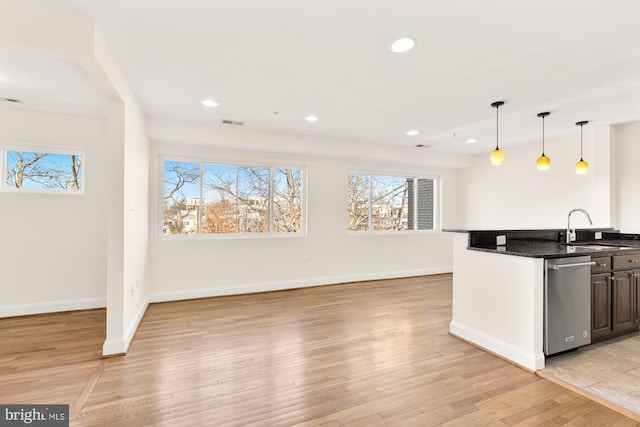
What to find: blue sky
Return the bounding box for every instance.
[6,150,82,189]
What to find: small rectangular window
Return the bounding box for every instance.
[2,148,83,192]
[348,173,437,232]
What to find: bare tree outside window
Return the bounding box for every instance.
[348,173,369,231]
[348,173,436,232]
[371,175,409,231]
[164,160,303,237]
[202,163,237,234]
[162,161,200,235]
[5,150,83,191]
[273,168,302,232]
[237,167,269,233]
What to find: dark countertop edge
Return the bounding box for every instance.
[465,245,640,259]
[467,246,546,258]
[442,228,616,233]
[444,228,640,258]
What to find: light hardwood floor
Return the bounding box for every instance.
[1,274,639,426]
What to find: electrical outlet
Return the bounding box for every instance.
[130,286,135,298]
[595,231,602,240]
[496,235,506,245]
[304,256,310,263]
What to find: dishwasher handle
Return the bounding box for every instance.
[551,261,596,270]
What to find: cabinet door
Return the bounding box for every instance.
[634,270,640,328]
[612,271,634,332]
[591,273,612,340]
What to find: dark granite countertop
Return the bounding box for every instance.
[444,228,640,258]
[468,240,640,258]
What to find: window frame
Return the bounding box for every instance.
[0,144,85,194]
[159,155,306,240]
[347,171,439,234]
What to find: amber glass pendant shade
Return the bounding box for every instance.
[491,148,504,165]
[575,159,588,174]
[537,154,550,170]
[490,101,505,165]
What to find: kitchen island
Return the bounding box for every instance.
[446,228,640,371]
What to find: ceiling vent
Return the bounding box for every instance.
[221,119,244,126]
[0,97,23,104]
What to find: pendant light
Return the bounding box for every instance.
[490,101,505,165]
[536,112,550,171]
[575,121,589,174]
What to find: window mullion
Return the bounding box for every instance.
[368,175,373,231]
[413,176,420,231]
[198,162,204,235]
[269,168,274,234]
[235,166,239,233]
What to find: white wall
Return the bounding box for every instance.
[93,28,150,355]
[614,121,640,233]
[457,126,614,230]
[147,120,462,300]
[450,233,545,371]
[0,109,108,316]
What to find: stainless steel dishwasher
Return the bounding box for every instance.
[544,256,594,356]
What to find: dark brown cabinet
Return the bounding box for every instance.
[611,270,635,332]
[634,270,640,328]
[590,253,640,343]
[591,273,611,341]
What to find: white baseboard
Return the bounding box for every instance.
[124,296,149,352]
[102,338,126,356]
[102,296,150,356]
[149,267,452,303]
[449,320,545,371]
[0,297,106,318]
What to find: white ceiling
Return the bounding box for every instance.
[4,0,640,155]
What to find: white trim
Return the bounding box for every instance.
[124,296,149,353]
[102,338,126,356]
[102,296,149,356]
[0,297,106,318]
[449,320,546,371]
[149,267,452,303]
[1,145,85,194]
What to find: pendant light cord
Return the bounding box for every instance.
[542,116,545,155]
[580,123,583,160]
[495,104,499,150]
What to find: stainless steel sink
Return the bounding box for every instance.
[567,244,632,250]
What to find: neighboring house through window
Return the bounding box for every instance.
[162,159,304,237]
[348,172,437,232]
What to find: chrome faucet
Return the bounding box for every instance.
[567,208,593,243]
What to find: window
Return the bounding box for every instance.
[348,173,437,232]
[162,160,303,237]
[1,148,83,192]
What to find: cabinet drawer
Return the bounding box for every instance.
[613,253,640,270]
[592,256,611,273]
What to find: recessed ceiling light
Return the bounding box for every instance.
[304,115,318,122]
[406,130,419,136]
[466,138,478,144]
[389,37,416,53]
[200,99,219,107]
